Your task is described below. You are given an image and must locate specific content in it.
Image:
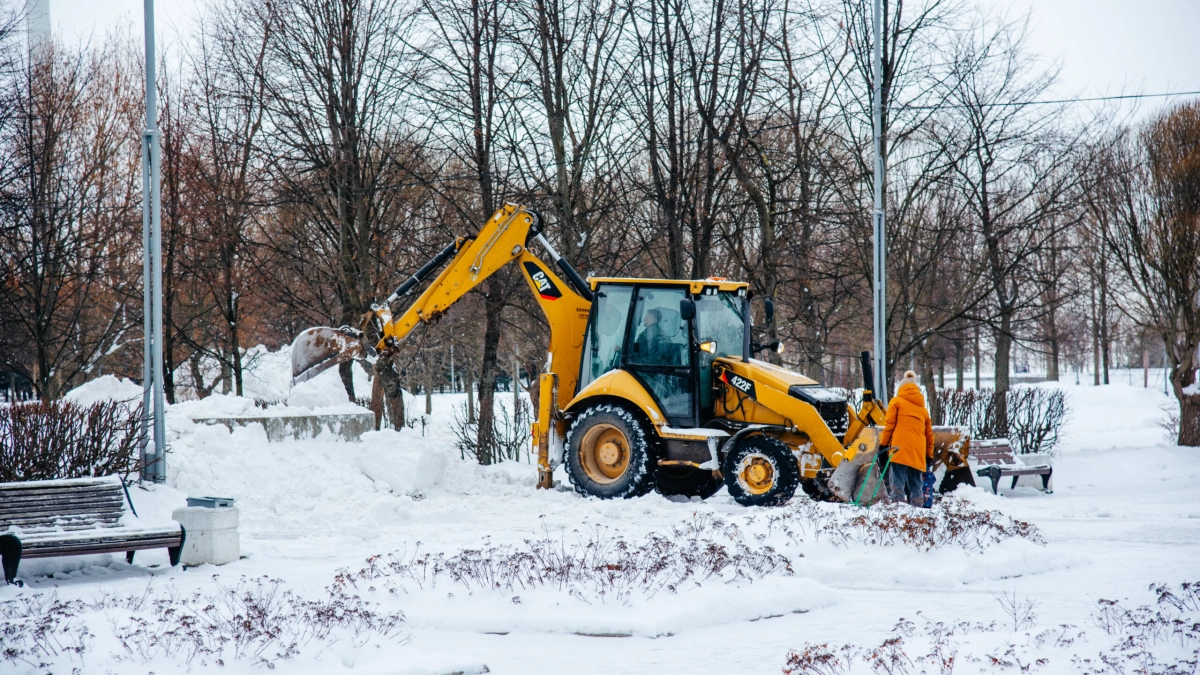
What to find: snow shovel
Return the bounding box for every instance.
[290,326,364,386]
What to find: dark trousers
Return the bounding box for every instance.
[886,463,927,507]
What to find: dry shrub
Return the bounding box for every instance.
[0,593,92,671]
[769,498,1044,552]
[0,399,142,482]
[783,582,1200,675]
[784,616,1001,675]
[1078,581,1200,674]
[452,398,531,463]
[0,577,406,671]
[347,514,792,604]
[934,387,1067,455]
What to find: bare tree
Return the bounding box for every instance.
[1089,101,1200,445]
[408,0,524,464]
[935,13,1081,428]
[512,0,632,269]
[0,39,143,398]
[263,0,412,399]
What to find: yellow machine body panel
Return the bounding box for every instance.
[712,358,872,468]
[515,251,591,411]
[564,368,669,428]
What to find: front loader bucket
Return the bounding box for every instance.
[827,427,886,504]
[828,449,889,505]
[291,326,364,387]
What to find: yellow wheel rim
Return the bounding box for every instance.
[736,453,776,495]
[579,423,631,484]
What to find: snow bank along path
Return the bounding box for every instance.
[3,357,1198,674]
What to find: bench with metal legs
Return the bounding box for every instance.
[1,476,184,586]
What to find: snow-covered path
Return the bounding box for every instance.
[3,371,1197,674]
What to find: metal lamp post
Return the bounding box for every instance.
[871,0,888,398]
[139,0,166,483]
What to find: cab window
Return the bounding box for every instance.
[695,291,744,409]
[628,287,689,367]
[578,284,634,390]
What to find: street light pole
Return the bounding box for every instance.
[871,0,887,399]
[140,0,165,483]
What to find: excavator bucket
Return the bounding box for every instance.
[290,326,364,386]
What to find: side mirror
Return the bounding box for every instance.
[679,297,696,321]
[763,297,775,325]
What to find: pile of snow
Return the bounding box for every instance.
[63,375,142,408]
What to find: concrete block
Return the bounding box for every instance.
[193,412,374,442]
[172,506,240,566]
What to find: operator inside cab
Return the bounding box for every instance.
[633,308,665,360]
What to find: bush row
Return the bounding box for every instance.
[0,399,142,482]
[830,386,1067,454]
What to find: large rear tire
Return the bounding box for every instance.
[566,403,656,499]
[722,435,799,507]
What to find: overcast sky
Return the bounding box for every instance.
[41,0,1200,118]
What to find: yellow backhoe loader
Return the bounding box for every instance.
[291,204,970,506]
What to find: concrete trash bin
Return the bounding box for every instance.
[171,503,240,566]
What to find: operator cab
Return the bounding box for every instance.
[578,278,749,427]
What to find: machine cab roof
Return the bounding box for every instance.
[587,277,750,295]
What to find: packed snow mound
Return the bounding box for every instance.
[287,359,375,409]
[64,375,143,407]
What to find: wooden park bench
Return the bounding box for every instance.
[0,475,185,586]
[972,439,1053,495]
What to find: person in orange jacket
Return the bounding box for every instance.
[878,370,935,507]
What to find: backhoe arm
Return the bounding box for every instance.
[375,204,593,410]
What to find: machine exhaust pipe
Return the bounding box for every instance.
[860,350,874,402]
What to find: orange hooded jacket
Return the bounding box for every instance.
[878,382,934,471]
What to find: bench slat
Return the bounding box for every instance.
[22,537,183,559]
[17,523,180,542]
[4,517,122,531]
[1,510,124,526]
[0,498,125,515]
[0,488,122,502]
[0,494,126,509]
[0,484,123,498]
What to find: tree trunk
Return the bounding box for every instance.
[375,356,405,430]
[424,359,433,416]
[955,339,964,391]
[1091,286,1101,386]
[1180,394,1200,447]
[994,312,1013,435]
[1048,335,1060,381]
[1099,264,1110,385]
[466,362,475,423]
[974,325,981,391]
[474,284,504,465]
[338,361,355,401]
[921,357,940,425]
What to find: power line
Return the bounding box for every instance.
[907,89,1200,110]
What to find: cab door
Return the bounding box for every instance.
[624,286,694,426]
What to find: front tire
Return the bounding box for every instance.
[723,435,800,507]
[566,403,656,499]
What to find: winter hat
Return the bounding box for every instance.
[898,370,918,387]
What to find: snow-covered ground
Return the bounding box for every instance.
[3,357,1198,674]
